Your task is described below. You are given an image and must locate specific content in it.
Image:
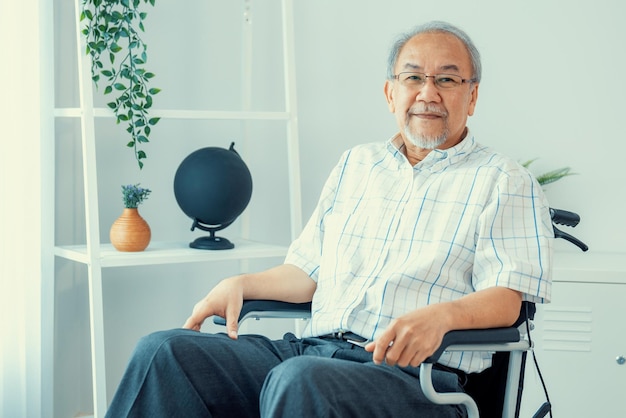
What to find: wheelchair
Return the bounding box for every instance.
[215,208,587,418]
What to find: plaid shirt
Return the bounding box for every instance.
[285,132,553,373]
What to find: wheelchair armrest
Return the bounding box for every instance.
[421,326,530,418]
[213,300,312,326]
[214,301,524,357]
[424,327,522,363]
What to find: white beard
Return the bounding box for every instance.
[404,125,448,149]
[403,104,450,149]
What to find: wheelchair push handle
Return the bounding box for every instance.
[550,208,580,227]
[550,208,588,252]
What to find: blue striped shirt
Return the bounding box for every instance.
[285,132,553,373]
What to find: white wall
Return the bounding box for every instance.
[52,0,626,416]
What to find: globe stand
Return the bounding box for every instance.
[189,218,235,250]
[190,234,234,250]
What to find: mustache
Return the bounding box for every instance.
[409,104,448,117]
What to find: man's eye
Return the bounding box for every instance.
[405,74,424,82]
[436,76,460,86]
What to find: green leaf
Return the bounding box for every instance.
[137,135,149,143]
[148,117,160,126]
[127,141,135,147]
[536,167,575,186]
[113,83,127,91]
[137,150,147,159]
[148,87,161,95]
[106,101,116,109]
[521,158,576,187]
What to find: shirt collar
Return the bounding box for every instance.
[387,130,477,170]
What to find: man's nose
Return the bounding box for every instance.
[415,78,442,102]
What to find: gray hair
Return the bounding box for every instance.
[386,21,482,83]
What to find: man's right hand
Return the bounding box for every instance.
[182,264,316,339]
[182,276,245,339]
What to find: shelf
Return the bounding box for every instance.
[54,107,291,120]
[55,239,288,268]
[60,1,302,415]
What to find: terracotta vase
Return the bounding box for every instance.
[110,207,151,252]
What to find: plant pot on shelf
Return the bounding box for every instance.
[110,208,151,252]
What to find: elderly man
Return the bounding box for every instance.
[106,21,552,418]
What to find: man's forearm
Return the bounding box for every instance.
[240,263,317,303]
[444,286,523,331]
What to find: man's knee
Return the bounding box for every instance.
[135,329,183,352]
[260,356,336,416]
[264,356,332,388]
[130,329,202,366]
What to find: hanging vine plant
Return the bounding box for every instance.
[80,0,161,169]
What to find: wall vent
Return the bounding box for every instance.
[541,306,592,352]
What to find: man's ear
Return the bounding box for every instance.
[384,80,396,113]
[467,83,479,116]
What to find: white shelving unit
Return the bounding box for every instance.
[55,1,302,417]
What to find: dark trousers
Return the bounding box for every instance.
[105,329,466,417]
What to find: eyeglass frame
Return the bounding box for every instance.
[392,71,478,89]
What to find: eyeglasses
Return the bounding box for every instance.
[393,72,477,89]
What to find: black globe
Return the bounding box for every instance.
[174,142,253,250]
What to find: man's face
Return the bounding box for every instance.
[384,32,479,151]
